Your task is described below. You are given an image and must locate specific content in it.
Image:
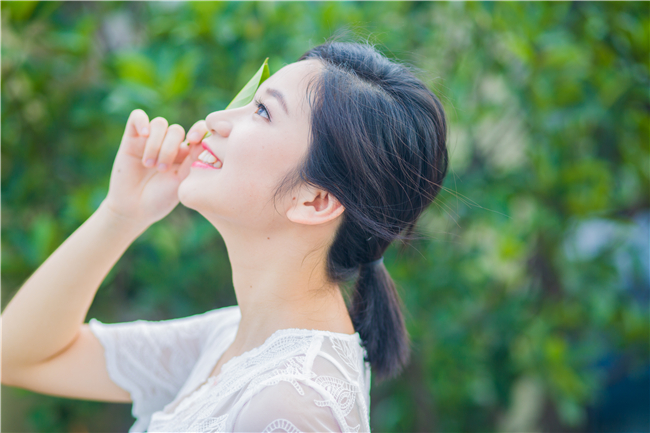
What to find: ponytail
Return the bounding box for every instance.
[349,261,410,381]
[273,40,448,383]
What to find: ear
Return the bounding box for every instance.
[286,185,345,226]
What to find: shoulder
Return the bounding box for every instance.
[229,330,371,433]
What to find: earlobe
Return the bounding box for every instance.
[286,189,345,226]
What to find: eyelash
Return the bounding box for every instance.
[253,98,271,121]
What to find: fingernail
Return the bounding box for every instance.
[188,132,200,141]
[157,163,167,171]
[144,159,155,167]
[141,127,149,135]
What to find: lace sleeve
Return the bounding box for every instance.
[88,305,240,432]
[231,378,368,433]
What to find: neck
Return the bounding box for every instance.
[211,218,355,354]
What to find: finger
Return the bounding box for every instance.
[156,124,185,172]
[174,120,208,164]
[177,140,204,180]
[142,117,169,168]
[174,140,191,165]
[124,109,150,139]
[184,120,209,146]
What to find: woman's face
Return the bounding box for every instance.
[178,59,323,230]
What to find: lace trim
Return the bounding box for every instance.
[214,335,315,402]
[220,328,361,375]
[331,337,360,373]
[317,351,360,386]
[148,328,369,432]
[310,375,362,433]
[314,375,358,417]
[247,355,318,395]
[262,419,302,433]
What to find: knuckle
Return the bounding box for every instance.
[144,136,161,149]
[142,154,155,166]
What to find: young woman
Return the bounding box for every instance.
[2,41,448,432]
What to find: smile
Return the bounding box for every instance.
[192,142,223,169]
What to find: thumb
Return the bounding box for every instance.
[176,141,203,180]
[173,140,191,165]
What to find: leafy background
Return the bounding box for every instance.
[2,2,648,432]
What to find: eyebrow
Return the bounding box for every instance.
[265,87,289,116]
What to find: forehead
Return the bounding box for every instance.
[270,59,323,86]
[261,59,323,115]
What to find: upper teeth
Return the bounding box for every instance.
[198,150,220,166]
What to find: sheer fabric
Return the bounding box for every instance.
[88,305,371,432]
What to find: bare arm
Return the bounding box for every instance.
[2,202,145,370]
[1,109,208,401]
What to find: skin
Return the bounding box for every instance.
[1,59,353,403]
[178,59,356,372]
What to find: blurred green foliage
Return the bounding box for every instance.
[2,2,648,432]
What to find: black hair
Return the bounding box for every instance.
[273,40,449,382]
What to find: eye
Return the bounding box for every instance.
[253,97,271,121]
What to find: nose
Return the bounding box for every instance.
[205,111,232,138]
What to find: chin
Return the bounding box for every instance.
[177,178,201,211]
[178,178,226,220]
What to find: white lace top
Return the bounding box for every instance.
[88,305,372,432]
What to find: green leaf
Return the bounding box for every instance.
[203,57,270,140]
[226,57,270,109]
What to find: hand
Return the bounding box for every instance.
[102,109,208,228]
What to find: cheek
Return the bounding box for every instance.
[230,140,304,196]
